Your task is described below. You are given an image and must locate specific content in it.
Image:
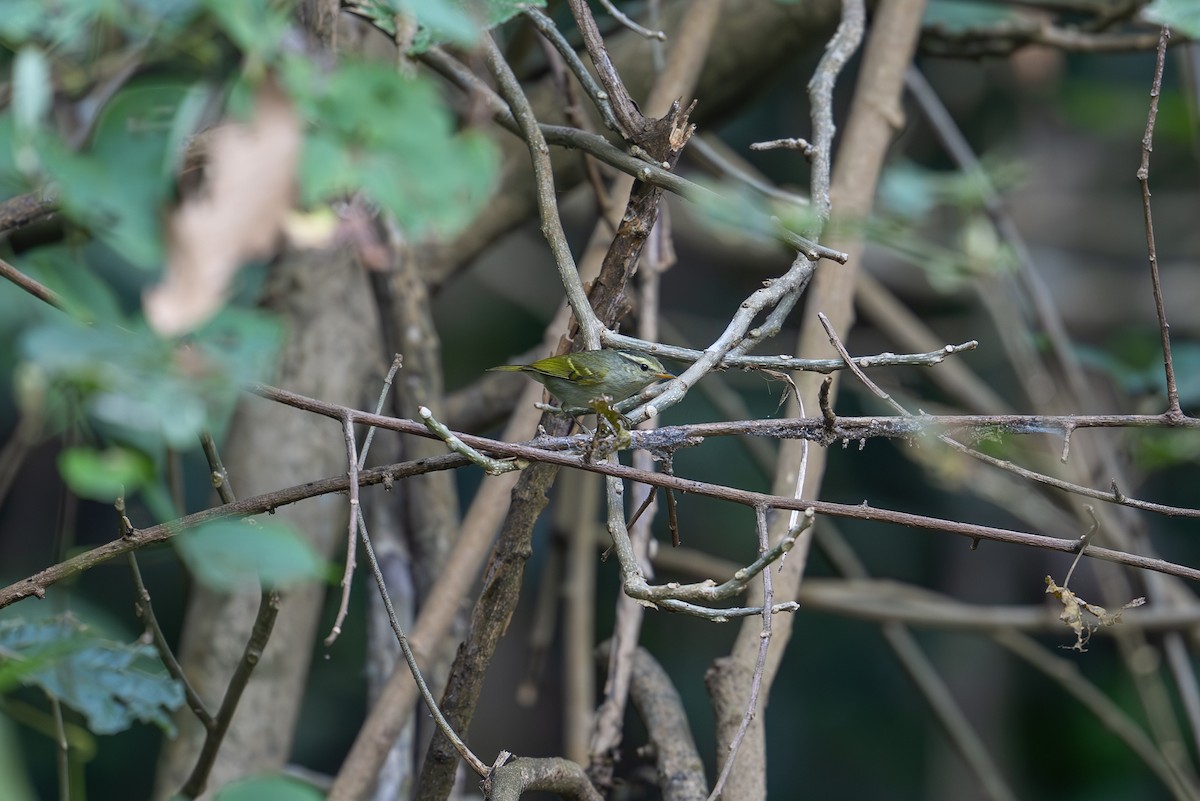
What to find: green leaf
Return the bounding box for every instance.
[0,619,85,693]
[7,244,125,324]
[348,0,541,49]
[215,776,325,801]
[176,519,326,591]
[688,178,794,247]
[922,0,1023,31]
[878,163,940,221]
[40,82,189,269]
[1144,0,1200,37]
[0,615,184,736]
[0,0,200,54]
[58,446,155,501]
[1136,429,1200,471]
[1060,80,1191,142]
[21,308,282,448]
[1075,336,1200,406]
[0,0,51,45]
[201,0,290,63]
[407,0,480,48]
[290,59,497,237]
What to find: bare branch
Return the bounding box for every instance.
[707,505,787,801]
[595,642,708,801]
[0,256,65,310]
[481,35,602,350]
[323,415,362,647]
[356,506,490,778]
[1137,27,1182,417]
[487,756,603,801]
[6,384,1200,613]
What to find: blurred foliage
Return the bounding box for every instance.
[347,0,543,51]
[0,0,1195,798]
[0,614,184,735]
[1144,0,1200,38]
[57,445,155,503]
[0,0,501,794]
[175,518,328,591]
[921,0,1024,31]
[214,775,325,801]
[1061,81,1194,145]
[0,714,36,801]
[0,0,498,527]
[283,57,497,236]
[874,160,1023,291]
[687,177,797,250]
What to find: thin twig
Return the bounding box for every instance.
[359,353,403,469]
[1137,27,1181,417]
[779,575,1200,634]
[707,504,784,801]
[595,0,666,40]
[180,591,280,798]
[8,434,1200,608]
[199,432,235,505]
[521,6,620,134]
[786,393,811,550]
[418,47,849,266]
[1063,506,1099,587]
[750,137,815,157]
[481,34,602,350]
[419,405,522,475]
[589,472,651,785]
[604,332,976,374]
[128,552,211,728]
[356,504,491,777]
[690,134,811,205]
[177,431,286,800]
[922,18,1169,58]
[566,0,647,137]
[815,314,1200,518]
[536,33,613,214]
[0,256,65,310]
[806,0,867,224]
[905,66,1095,416]
[7,389,1200,612]
[324,415,362,647]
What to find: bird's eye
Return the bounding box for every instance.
[639,362,649,371]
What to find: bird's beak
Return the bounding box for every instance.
[655,371,675,380]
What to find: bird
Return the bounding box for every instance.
[488,349,674,411]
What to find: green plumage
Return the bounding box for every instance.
[489,349,674,410]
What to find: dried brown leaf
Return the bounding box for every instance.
[1045,576,1146,652]
[145,81,300,336]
